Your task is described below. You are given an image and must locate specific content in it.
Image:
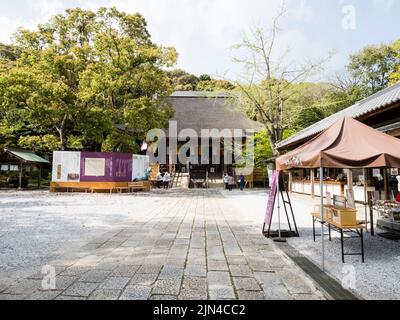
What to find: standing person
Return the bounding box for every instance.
[156,171,163,189]
[224,174,229,190]
[228,174,235,191]
[163,171,171,189]
[238,174,246,191]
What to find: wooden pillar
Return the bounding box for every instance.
[288,171,293,193]
[38,165,42,188]
[18,160,23,190]
[311,169,315,198]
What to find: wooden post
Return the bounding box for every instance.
[288,171,293,193]
[320,167,325,271]
[38,165,42,189]
[18,160,23,190]
[383,168,389,200]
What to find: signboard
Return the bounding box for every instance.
[264,170,278,226]
[80,152,132,182]
[346,189,356,209]
[52,151,81,182]
[325,192,332,206]
[373,169,381,178]
[132,155,150,181]
[85,158,106,177]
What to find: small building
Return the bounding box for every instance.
[0,147,50,189]
[277,82,400,201]
[50,151,150,192]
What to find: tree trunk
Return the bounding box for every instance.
[56,114,68,151]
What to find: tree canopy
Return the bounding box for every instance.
[0,7,177,153]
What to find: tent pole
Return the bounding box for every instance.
[274,170,286,243]
[277,171,281,238]
[320,167,325,271]
[363,168,368,232]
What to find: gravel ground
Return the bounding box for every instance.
[1,189,399,300]
[0,189,325,300]
[0,190,159,285]
[220,191,400,300]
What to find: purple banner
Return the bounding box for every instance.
[265,170,278,225]
[80,152,132,182]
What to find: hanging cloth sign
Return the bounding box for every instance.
[264,170,279,226]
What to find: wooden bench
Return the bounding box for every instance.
[311,211,365,263]
[68,186,90,193]
[90,187,115,194]
[128,182,147,192]
[115,186,130,194]
[49,185,65,192]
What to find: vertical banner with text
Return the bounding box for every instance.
[264,170,279,227]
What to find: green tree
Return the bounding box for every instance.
[167,69,199,91]
[347,41,400,94]
[233,7,325,156]
[0,7,177,152]
[389,40,400,84]
[199,74,212,82]
[196,79,235,92]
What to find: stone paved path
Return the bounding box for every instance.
[0,189,326,300]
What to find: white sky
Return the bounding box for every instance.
[0,0,399,82]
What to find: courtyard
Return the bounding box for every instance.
[0,189,326,300]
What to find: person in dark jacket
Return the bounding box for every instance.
[238,175,246,191]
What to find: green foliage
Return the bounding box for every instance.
[253,130,273,168]
[389,40,400,84]
[167,70,235,92]
[199,74,212,82]
[167,69,199,91]
[18,134,60,152]
[347,41,400,94]
[0,7,177,152]
[196,79,235,92]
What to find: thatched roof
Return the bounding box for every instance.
[168,91,264,138]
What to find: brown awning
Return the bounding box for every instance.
[276,117,400,170]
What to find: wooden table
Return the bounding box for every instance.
[311,212,366,263]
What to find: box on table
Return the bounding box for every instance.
[313,205,335,221]
[332,208,357,226]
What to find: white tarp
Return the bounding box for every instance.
[132,155,150,181]
[52,151,81,182]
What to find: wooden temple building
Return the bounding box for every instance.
[162,91,266,188]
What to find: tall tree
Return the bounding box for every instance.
[233,6,325,156]
[347,41,400,94]
[0,7,177,152]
